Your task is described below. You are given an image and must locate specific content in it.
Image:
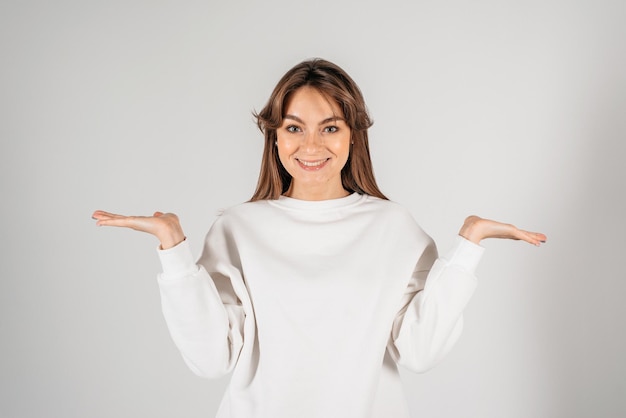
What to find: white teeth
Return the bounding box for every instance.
[299,159,327,167]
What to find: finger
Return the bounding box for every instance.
[92,210,125,220]
[517,230,547,246]
[92,210,109,220]
[95,216,135,228]
[531,232,547,244]
[154,211,164,217]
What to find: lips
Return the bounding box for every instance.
[296,158,330,170]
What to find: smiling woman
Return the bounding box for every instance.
[276,86,352,200]
[92,58,546,418]
[251,59,387,202]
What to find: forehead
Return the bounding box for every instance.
[284,86,343,118]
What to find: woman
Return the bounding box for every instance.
[93,58,546,418]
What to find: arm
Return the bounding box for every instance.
[157,231,246,378]
[388,216,546,373]
[92,210,247,378]
[388,236,482,373]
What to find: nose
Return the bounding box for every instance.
[302,130,323,153]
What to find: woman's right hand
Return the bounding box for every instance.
[92,210,186,250]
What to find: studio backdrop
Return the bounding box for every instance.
[1,0,624,417]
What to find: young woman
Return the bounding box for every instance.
[93,59,546,418]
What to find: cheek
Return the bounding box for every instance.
[276,136,296,166]
[329,135,351,160]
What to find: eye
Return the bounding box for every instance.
[323,126,339,133]
[285,125,301,133]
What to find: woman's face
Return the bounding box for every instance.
[277,86,351,201]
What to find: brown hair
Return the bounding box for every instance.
[250,58,387,201]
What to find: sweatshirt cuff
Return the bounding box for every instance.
[440,235,485,274]
[157,239,198,279]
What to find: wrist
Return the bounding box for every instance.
[159,235,186,250]
[158,225,186,250]
[155,215,186,250]
[458,215,483,245]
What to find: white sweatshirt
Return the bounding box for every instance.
[157,193,484,418]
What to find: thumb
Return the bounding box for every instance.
[153,211,164,217]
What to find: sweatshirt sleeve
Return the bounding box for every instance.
[157,217,249,379]
[388,235,484,373]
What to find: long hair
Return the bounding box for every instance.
[250,58,387,201]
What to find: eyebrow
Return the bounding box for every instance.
[283,114,345,125]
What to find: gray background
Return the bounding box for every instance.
[1,0,625,417]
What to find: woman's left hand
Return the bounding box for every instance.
[458,216,547,246]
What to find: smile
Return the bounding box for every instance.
[296,158,330,170]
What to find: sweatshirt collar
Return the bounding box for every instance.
[270,192,365,211]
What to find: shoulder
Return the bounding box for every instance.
[362,195,408,212]
[361,195,418,222]
[213,199,269,223]
[363,196,432,240]
[207,199,280,234]
[201,201,271,249]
